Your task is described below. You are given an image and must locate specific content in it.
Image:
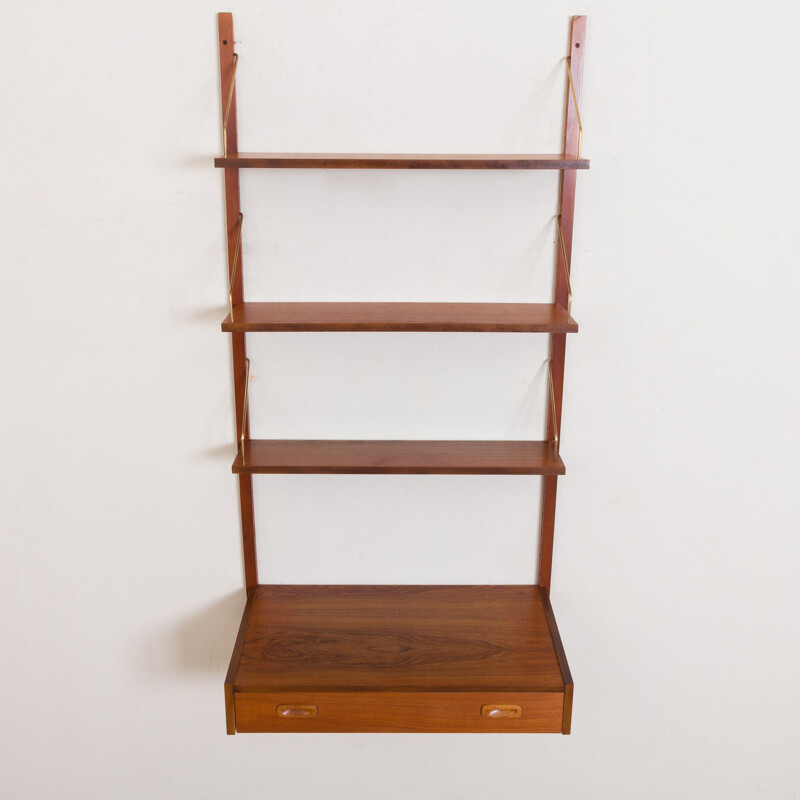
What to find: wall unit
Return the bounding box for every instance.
[216,12,589,734]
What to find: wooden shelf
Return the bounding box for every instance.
[226,585,573,733]
[222,302,578,333]
[214,153,589,170]
[232,440,565,475]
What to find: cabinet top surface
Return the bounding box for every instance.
[234,585,565,692]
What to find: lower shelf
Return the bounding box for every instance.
[232,440,565,475]
[225,584,573,734]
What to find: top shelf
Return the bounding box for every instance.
[214,153,590,170]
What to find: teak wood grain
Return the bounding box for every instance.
[234,692,563,733]
[226,585,568,733]
[214,153,589,169]
[222,302,578,333]
[224,587,255,734]
[540,586,574,735]
[232,440,566,475]
[235,585,564,691]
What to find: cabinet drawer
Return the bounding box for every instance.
[234,691,563,733]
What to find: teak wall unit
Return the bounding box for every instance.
[216,12,588,735]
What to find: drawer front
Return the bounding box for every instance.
[234,691,563,733]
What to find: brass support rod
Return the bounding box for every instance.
[556,215,573,320]
[222,53,239,157]
[240,357,250,462]
[565,56,583,158]
[548,359,559,461]
[228,213,243,320]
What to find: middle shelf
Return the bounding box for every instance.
[222,302,577,333]
[232,439,565,475]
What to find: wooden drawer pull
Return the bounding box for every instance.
[481,704,522,719]
[276,704,318,718]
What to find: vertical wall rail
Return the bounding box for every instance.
[538,15,585,593]
[219,12,258,591]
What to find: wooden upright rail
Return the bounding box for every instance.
[218,13,257,589]
[538,15,586,593]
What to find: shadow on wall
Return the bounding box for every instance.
[185,304,229,323]
[142,590,246,678]
[195,442,237,461]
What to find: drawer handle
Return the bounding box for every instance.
[276,704,318,718]
[481,704,522,719]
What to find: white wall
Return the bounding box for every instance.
[2,1,799,797]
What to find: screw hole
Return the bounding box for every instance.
[223,39,228,44]
[575,42,580,48]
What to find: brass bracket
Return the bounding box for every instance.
[222,52,239,157]
[240,357,250,463]
[228,213,243,320]
[548,359,559,462]
[565,56,583,158]
[556,215,573,320]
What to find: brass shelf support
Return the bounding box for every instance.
[228,213,243,321]
[565,56,583,158]
[556,215,573,320]
[222,52,239,157]
[240,357,250,463]
[548,359,560,462]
